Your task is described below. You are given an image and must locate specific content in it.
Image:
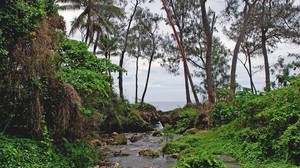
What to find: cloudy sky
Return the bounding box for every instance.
[58,0,300,105]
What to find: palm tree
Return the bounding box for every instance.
[58,0,123,46]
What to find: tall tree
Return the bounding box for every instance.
[163,0,199,104]
[225,0,300,95]
[127,7,161,104]
[161,0,200,105]
[254,0,300,91]
[118,0,141,99]
[58,0,123,47]
[224,0,258,101]
[200,0,215,107]
[224,21,260,94]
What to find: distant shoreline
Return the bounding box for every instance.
[148,101,185,111]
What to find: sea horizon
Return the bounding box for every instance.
[148,101,186,111]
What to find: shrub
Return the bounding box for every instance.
[162,141,191,155]
[177,151,225,168]
[62,139,100,168]
[0,133,72,168]
[211,102,238,127]
[170,107,198,133]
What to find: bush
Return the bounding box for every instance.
[62,139,101,168]
[177,151,225,168]
[170,107,198,133]
[162,141,191,155]
[0,133,72,168]
[211,102,238,126]
[234,79,300,164]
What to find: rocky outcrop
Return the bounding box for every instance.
[140,110,161,125]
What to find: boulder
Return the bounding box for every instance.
[138,149,159,158]
[129,134,143,143]
[140,110,161,125]
[112,134,127,145]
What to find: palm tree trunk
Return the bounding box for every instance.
[93,30,100,54]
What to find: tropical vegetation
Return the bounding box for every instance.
[0,0,300,167]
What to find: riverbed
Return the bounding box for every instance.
[106,131,177,168]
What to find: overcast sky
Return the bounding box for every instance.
[58,0,300,104]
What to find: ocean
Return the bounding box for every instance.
[149,101,186,111]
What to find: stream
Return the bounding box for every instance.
[105,123,177,168]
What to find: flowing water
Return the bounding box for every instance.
[106,123,177,168]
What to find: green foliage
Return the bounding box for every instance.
[177,151,225,168]
[62,139,100,168]
[234,81,300,164]
[57,38,122,96]
[122,110,152,132]
[211,102,237,126]
[164,76,300,167]
[131,102,157,111]
[169,106,198,133]
[162,141,191,155]
[0,0,46,47]
[0,133,72,168]
[57,38,124,123]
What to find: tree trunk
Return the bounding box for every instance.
[200,0,215,105]
[229,1,256,101]
[161,0,200,105]
[141,55,153,104]
[135,56,139,103]
[261,28,271,91]
[176,8,192,105]
[247,52,257,94]
[141,32,155,104]
[118,0,139,99]
[93,30,100,54]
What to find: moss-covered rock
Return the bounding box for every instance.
[112,134,127,145]
[122,110,154,132]
[152,130,163,137]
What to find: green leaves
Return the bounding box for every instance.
[57,38,122,96]
[0,0,46,47]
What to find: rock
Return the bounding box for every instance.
[170,153,180,159]
[152,130,162,137]
[138,149,159,158]
[112,134,127,145]
[140,110,161,125]
[112,132,118,136]
[90,139,105,146]
[100,115,123,133]
[112,163,122,168]
[158,111,172,125]
[113,150,130,157]
[129,134,142,143]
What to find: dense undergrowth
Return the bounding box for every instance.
[0,133,105,168]
[163,76,300,168]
